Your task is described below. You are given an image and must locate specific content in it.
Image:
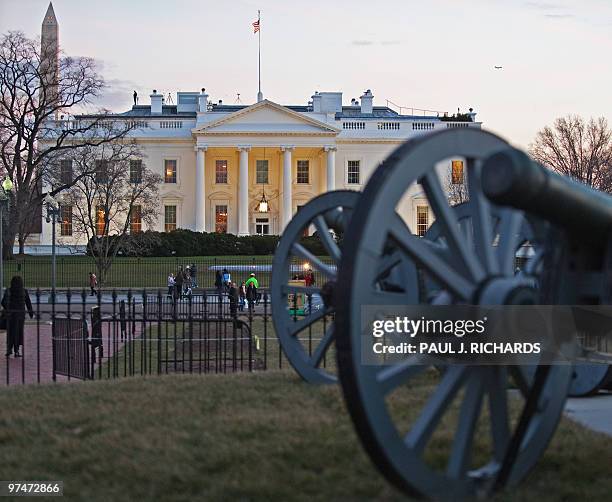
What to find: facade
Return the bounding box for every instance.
[33,3,482,251]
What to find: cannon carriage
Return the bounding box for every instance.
[271,128,612,500]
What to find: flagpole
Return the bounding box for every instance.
[257,10,262,101]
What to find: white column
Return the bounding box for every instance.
[325,146,336,191]
[281,146,294,230]
[194,146,207,232]
[238,146,251,236]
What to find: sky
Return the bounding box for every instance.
[1,0,611,148]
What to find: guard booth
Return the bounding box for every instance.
[52,316,91,380]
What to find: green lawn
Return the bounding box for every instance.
[0,372,610,501]
[5,255,278,289]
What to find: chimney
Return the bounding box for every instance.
[197,88,209,112]
[360,89,373,114]
[150,90,162,114]
[311,91,322,113]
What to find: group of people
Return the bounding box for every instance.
[167,264,198,300]
[215,269,259,315]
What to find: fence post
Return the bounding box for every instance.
[263,292,268,371]
[157,289,162,375]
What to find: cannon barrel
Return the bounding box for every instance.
[482,148,612,236]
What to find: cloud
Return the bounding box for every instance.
[524,2,562,10]
[351,40,374,46]
[544,13,574,19]
[524,1,574,20]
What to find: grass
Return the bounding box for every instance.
[0,372,611,501]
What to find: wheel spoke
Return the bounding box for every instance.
[310,322,335,367]
[422,172,485,282]
[313,215,342,263]
[291,243,336,279]
[496,209,523,275]
[466,159,499,275]
[388,215,476,300]
[287,307,331,337]
[447,370,486,479]
[488,367,510,462]
[508,365,530,400]
[376,355,429,395]
[404,365,468,453]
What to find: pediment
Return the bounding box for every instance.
[193,100,339,136]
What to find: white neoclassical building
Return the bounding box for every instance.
[32,3,482,251]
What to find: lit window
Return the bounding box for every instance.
[96,206,106,236]
[60,205,72,236]
[297,160,309,184]
[95,160,109,183]
[130,205,142,233]
[164,160,177,183]
[60,159,73,184]
[215,205,228,233]
[347,160,360,184]
[164,205,177,232]
[451,160,464,184]
[215,160,228,184]
[130,160,142,184]
[256,159,268,184]
[416,206,429,237]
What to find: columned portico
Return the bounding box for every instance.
[194,146,207,231]
[324,146,336,191]
[281,146,294,230]
[238,146,251,235]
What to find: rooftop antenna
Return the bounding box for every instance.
[235,93,242,104]
[166,92,174,104]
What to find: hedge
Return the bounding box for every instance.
[87,230,329,257]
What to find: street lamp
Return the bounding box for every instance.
[45,193,63,303]
[0,176,14,296]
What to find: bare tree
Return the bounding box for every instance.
[0,31,135,257]
[57,141,161,285]
[530,115,612,192]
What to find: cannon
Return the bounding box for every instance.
[271,128,611,500]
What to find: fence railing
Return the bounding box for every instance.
[0,288,335,386]
[2,255,332,290]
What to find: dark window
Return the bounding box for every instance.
[297,160,309,184]
[95,160,109,183]
[60,159,73,184]
[347,160,360,184]
[130,160,143,184]
[256,160,268,184]
[215,160,228,184]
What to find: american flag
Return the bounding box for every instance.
[252,18,260,33]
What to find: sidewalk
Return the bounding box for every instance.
[564,392,612,437]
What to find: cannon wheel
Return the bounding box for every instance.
[271,190,359,384]
[335,129,573,500]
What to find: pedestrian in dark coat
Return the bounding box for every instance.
[119,300,127,342]
[175,267,184,300]
[2,276,34,358]
[228,282,239,317]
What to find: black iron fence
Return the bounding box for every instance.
[0,288,334,386]
[2,255,332,290]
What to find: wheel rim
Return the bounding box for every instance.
[335,129,572,499]
[271,190,359,384]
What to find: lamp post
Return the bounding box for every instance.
[0,176,14,296]
[45,193,62,303]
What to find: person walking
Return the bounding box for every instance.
[2,276,34,358]
[214,270,224,316]
[175,266,184,301]
[245,273,258,312]
[228,282,239,317]
[119,300,127,342]
[167,273,175,298]
[89,272,98,296]
[222,268,231,293]
[239,281,246,312]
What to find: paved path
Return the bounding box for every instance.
[564,392,612,437]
